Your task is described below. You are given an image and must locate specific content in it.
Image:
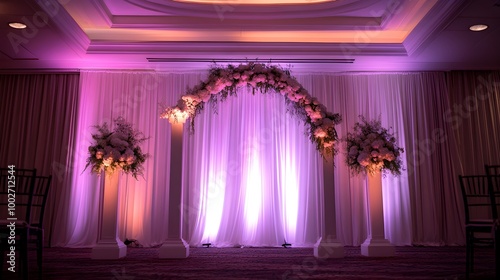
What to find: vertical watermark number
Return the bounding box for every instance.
[6,165,17,272]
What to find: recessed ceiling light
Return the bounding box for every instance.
[469,24,488,32]
[8,22,27,29]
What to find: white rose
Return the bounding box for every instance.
[314,127,327,138]
[124,148,134,157]
[256,74,267,83]
[103,157,113,167]
[95,150,104,159]
[126,156,136,165]
[357,152,370,166]
[384,152,396,161]
[309,111,322,120]
[371,139,385,149]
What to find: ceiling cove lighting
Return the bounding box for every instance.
[469,24,488,32]
[173,0,334,4]
[8,22,27,29]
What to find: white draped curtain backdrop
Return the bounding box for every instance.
[1,70,499,248]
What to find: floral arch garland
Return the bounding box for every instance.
[160,62,342,157]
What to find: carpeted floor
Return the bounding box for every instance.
[1,246,496,280]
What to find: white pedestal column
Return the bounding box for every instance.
[314,155,344,259]
[360,171,395,257]
[92,171,127,259]
[159,122,189,258]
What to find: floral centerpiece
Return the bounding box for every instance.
[344,116,404,175]
[160,62,342,157]
[84,117,149,179]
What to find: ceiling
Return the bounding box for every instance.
[1,0,499,72]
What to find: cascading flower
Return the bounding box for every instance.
[344,116,404,175]
[160,62,342,157]
[84,117,149,179]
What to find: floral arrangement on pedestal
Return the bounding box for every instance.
[344,116,404,175]
[84,117,149,179]
[160,62,342,157]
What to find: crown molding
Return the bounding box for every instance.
[87,41,407,57]
[108,15,382,31]
[118,0,383,20]
[403,0,469,56]
[34,0,90,55]
[92,0,114,27]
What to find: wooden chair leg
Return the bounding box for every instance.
[466,231,471,279]
[496,241,499,280]
[470,237,475,273]
[21,231,29,280]
[495,222,499,280]
[37,230,44,271]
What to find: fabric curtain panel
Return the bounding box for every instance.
[3,70,499,248]
[395,73,464,245]
[66,71,325,247]
[183,89,324,247]
[303,74,415,246]
[294,73,455,246]
[0,73,80,246]
[60,70,204,247]
[59,70,447,248]
[446,71,500,175]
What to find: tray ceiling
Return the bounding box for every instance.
[0,0,499,71]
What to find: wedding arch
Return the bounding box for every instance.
[159,62,344,259]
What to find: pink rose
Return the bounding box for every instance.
[371,139,385,149]
[96,150,104,159]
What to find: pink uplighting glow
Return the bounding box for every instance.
[200,169,226,244]
[281,153,299,240]
[243,150,263,233]
[2,0,500,276]
[59,70,415,249]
